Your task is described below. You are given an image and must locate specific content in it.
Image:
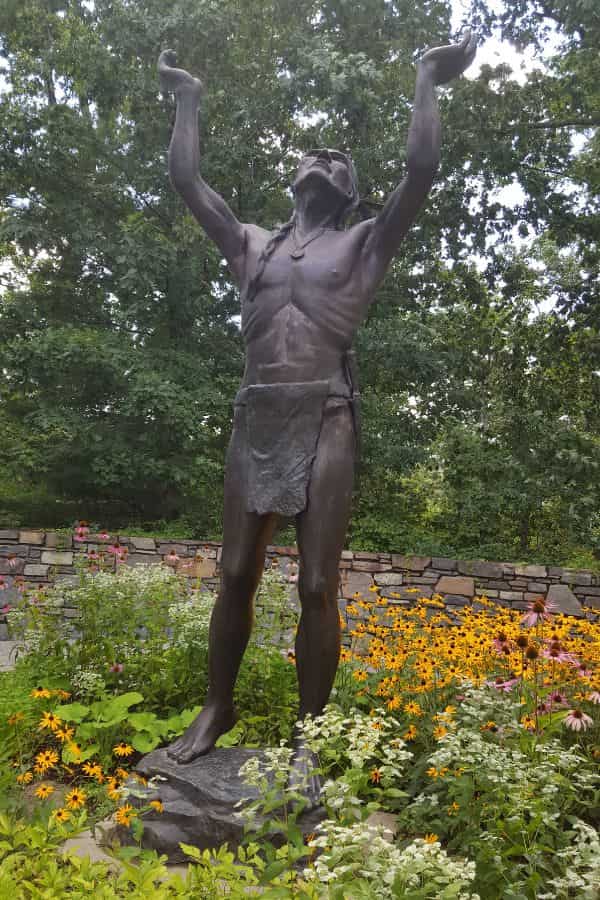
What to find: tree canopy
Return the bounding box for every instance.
[1,0,599,564]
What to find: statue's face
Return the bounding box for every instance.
[293,148,356,204]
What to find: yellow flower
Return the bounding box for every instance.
[424,833,439,844]
[115,767,130,781]
[7,712,24,726]
[448,802,460,816]
[55,725,75,743]
[16,770,33,784]
[404,724,418,741]
[106,777,122,801]
[35,783,55,800]
[52,808,71,823]
[53,689,71,700]
[31,687,52,699]
[403,701,423,717]
[426,766,449,780]
[67,742,82,760]
[149,799,164,813]
[65,787,86,809]
[115,803,137,827]
[82,762,104,783]
[370,768,382,785]
[34,749,59,773]
[39,711,62,732]
[352,669,368,683]
[113,742,134,758]
[433,725,448,740]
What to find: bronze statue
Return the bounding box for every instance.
[158,33,476,789]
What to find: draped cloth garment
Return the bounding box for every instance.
[240,381,330,517]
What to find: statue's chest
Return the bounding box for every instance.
[257,240,351,298]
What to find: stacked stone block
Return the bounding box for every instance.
[1,531,599,642]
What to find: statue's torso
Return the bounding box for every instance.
[239,224,372,389]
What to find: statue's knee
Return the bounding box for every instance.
[299,572,337,610]
[221,564,257,599]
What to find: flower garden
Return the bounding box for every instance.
[0,539,599,898]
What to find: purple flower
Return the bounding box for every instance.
[564,709,593,731]
[109,663,124,674]
[521,596,557,628]
[486,677,520,693]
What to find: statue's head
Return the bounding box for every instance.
[292,149,359,226]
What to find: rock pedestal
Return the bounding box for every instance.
[122,747,325,864]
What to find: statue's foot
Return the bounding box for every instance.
[287,738,322,810]
[167,704,237,763]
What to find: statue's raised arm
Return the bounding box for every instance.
[361,31,477,289]
[158,50,247,282]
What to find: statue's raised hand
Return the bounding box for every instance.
[158,49,203,97]
[419,31,477,85]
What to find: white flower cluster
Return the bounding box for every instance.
[167,593,214,648]
[299,705,411,770]
[538,820,600,899]
[304,820,479,899]
[71,665,106,700]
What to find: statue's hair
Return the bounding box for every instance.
[246,214,296,303]
[246,153,360,303]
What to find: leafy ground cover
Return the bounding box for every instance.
[0,550,599,898]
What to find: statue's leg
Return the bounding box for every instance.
[295,401,356,717]
[168,408,278,763]
[288,401,355,801]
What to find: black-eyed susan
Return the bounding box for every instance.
[16,770,33,784]
[82,762,104,782]
[34,749,59,774]
[35,783,55,800]
[7,712,24,726]
[106,777,121,801]
[65,787,86,810]
[149,799,164,813]
[52,808,71,823]
[39,711,62,732]
[113,742,134,758]
[115,803,136,826]
[54,725,75,743]
[31,687,52,699]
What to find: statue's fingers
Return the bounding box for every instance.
[458,29,472,51]
[158,48,177,72]
[465,32,478,62]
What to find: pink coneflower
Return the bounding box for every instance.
[87,550,99,561]
[487,676,520,693]
[521,596,557,627]
[109,662,124,674]
[542,642,577,665]
[1,604,10,614]
[98,531,110,541]
[549,691,569,706]
[492,631,513,655]
[108,542,122,555]
[164,549,180,566]
[564,709,593,731]
[587,691,600,705]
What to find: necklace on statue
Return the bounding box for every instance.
[289,224,328,260]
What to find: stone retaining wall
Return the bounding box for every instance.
[1,529,599,640]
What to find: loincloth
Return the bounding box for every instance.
[235,381,338,517]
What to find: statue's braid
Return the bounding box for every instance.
[246,215,296,303]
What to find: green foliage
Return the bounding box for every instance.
[1,0,599,560]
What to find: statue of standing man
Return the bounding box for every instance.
[159,33,476,785]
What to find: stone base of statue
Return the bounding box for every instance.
[113,747,325,864]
